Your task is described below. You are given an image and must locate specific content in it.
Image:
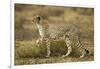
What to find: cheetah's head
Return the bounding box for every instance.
[32,15,41,24]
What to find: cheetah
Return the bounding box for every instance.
[32,15,89,58]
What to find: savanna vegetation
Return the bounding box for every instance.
[14,4,94,65]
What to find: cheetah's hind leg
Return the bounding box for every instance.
[80,49,89,58]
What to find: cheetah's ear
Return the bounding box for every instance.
[37,16,41,21]
[35,15,41,21]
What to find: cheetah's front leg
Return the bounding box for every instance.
[45,39,51,58]
[36,38,43,47]
[62,35,72,57]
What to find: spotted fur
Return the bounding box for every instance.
[33,15,89,58]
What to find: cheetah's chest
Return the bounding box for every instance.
[37,24,49,38]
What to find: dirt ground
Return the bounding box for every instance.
[15,56,94,65]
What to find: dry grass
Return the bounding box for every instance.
[15,56,94,65]
[15,40,94,65]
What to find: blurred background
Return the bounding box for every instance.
[15,4,94,41]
